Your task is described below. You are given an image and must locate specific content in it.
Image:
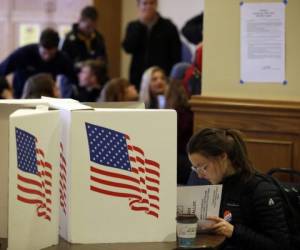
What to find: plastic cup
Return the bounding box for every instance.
[176,214,198,248]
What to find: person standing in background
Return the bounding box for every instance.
[122,0,181,90]
[61,6,107,98]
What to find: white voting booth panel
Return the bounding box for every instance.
[59,109,177,243]
[8,109,60,250]
[0,100,49,238]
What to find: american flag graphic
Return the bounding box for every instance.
[85,123,160,218]
[15,128,52,221]
[59,142,67,215]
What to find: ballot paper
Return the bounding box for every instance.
[177,185,222,229]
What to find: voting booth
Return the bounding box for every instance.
[0,99,177,247]
[0,100,50,239]
[8,108,61,250]
[58,108,177,243]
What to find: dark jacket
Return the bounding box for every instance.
[61,23,107,67]
[122,15,181,89]
[220,172,290,250]
[75,87,101,102]
[0,44,74,98]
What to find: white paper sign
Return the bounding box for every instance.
[240,3,286,83]
[177,185,222,228]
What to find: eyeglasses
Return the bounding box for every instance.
[191,163,209,174]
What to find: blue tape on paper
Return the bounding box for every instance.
[240,1,244,6]
[283,80,288,85]
[283,0,288,5]
[240,80,244,84]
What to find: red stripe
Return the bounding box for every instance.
[90,186,141,200]
[44,161,52,170]
[125,134,130,140]
[148,211,159,218]
[131,167,138,174]
[146,185,159,193]
[17,195,43,204]
[129,156,136,162]
[132,146,144,156]
[18,185,45,198]
[145,168,160,178]
[18,174,42,188]
[145,159,160,169]
[146,176,160,185]
[60,142,63,151]
[59,180,66,190]
[138,167,145,173]
[44,171,52,179]
[91,166,139,185]
[60,153,66,166]
[127,145,133,151]
[45,189,51,195]
[150,203,160,210]
[45,180,52,187]
[130,206,149,212]
[140,178,145,184]
[129,198,149,206]
[90,175,141,193]
[136,157,144,165]
[60,172,66,182]
[60,163,66,174]
[44,215,51,221]
[36,148,45,157]
[149,194,159,202]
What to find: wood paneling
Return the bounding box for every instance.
[94,0,121,78]
[190,96,300,174]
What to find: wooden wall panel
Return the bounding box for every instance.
[94,0,121,78]
[190,96,300,175]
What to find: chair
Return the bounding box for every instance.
[267,167,300,186]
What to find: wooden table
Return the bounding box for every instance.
[1,234,225,250]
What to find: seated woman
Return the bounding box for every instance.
[22,73,58,98]
[99,78,138,102]
[139,66,168,109]
[165,79,194,185]
[186,128,290,250]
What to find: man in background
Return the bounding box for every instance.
[61,6,107,98]
[0,28,73,98]
[122,0,181,90]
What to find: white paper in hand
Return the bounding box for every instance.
[177,185,222,231]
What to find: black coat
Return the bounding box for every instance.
[61,24,107,67]
[220,172,290,250]
[122,15,181,89]
[0,44,74,98]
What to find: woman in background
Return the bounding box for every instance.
[139,66,167,109]
[99,78,138,102]
[22,73,58,99]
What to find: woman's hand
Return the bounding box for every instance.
[205,216,234,238]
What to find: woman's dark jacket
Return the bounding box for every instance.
[220,172,290,250]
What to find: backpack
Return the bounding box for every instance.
[183,65,201,96]
[183,45,203,96]
[244,173,300,249]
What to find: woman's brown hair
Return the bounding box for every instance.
[100,78,130,102]
[165,79,189,110]
[187,128,255,181]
